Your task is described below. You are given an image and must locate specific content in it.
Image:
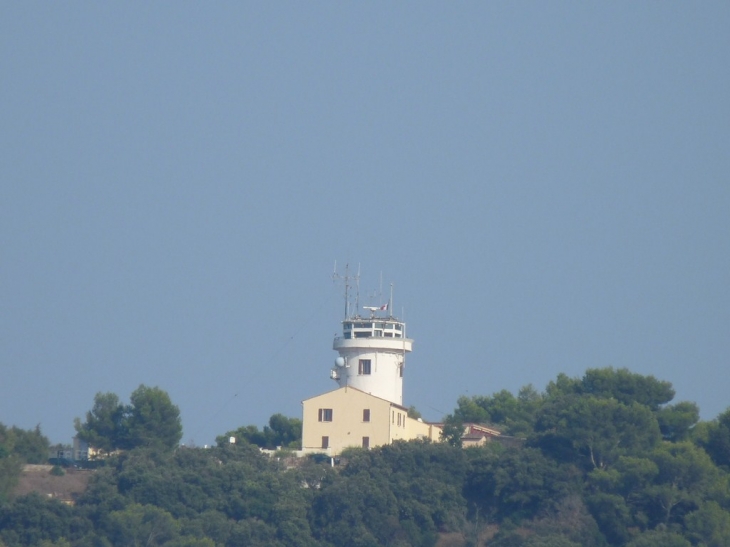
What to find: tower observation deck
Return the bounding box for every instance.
[329,288,413,406]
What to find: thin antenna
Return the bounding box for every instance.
[333,261,361,319]
[379,272,383,305]
[332,261,349,319]
[345,263,350,318]
[389,283,394,318]
[355,263,361,315]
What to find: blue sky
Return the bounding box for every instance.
[1,3,728,445]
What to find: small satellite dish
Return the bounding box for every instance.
[335,357,345,367]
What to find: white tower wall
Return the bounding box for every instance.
[331,322,412,406]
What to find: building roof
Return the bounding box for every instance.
[302,385,410,411]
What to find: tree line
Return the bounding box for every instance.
[2,368,730,546]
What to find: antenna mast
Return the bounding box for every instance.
[379,272,383,306]
[333,261,360,319]
[389,283,394,318]
[354,263,361,316]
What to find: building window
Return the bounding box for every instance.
[322,436,329,449]
[397,413,401,426]
[363,409,370,422]
[318,408,333,422]
[392,410,395,424]
[358,359,371,375]
[362,436,370,449]
[399,365,403,378]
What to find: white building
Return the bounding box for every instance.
[301,277,442,454]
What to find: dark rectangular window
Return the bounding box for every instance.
[322,436,329,449]
[362,437,370,449]
[358,359,371,375]
[318,408,333,422]
[363,409,370,422]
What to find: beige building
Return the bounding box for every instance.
[459,423,502,448]
[302,385,441,455]
[301,279,451,455]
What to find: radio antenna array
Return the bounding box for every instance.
[332,261,360,319]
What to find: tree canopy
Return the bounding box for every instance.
[217,413,302,450]
[75,385,182,454]
[2,369,729,547]
[0,423,50,502]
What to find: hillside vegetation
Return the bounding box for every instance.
[2,368,730,547]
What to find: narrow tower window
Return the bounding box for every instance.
[358,359,371,375]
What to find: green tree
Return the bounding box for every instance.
[580,367,675,410]
[10,425,50,464]
[657,402,699,442]
[697,407,730,470]
[0,454,22,503]
[0,423,33,501]
[444,385,542,437]
[75,386,181,454]
[644,442,725,526]
[407,405,422,420]
[124,386,182,452]
[536,396,660,469]
[74,392,126,454]
[625,530,691,547]
[218,414,302,450]
[108,503,180,547]
[684,501,730,547]
[545,373,582,398]
[0,493,74,546]
[266,414,302,449]
[465,445,579,522]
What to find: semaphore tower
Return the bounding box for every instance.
[330,265,413,406]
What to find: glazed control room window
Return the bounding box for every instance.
[358,359,371,375]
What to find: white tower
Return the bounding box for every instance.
[330,273,413,406]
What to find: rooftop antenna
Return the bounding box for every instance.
[333,261,360,319]
[379,272,383,305]
[389,283,394,319]
[354,263,361,316]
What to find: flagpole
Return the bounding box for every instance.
[389,283,394,318]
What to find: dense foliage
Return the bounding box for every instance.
[217,414,302,450]
[74,385,183,454]
[1,368,729,547]
[0,424,50,502]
